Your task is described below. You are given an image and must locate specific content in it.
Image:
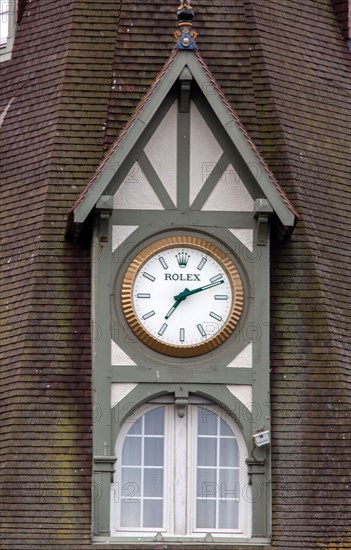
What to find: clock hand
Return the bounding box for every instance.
[164,300,181,320]
[174,280,224,301]
[165,281,224,320]
[164,288,190,320]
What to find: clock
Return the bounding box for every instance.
[121,235,244,357]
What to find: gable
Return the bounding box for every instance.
[66,50,297,237]
[113,162,166,210]
[107,98,255,215]
[144,100,178,206]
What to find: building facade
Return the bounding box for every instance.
[1,1,350,549]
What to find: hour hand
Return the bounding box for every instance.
[164,299,182,320]
[164,288,189,319]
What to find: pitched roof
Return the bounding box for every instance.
[0,0,350,547]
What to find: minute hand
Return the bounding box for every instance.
[174,280,224,301]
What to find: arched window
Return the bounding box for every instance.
[111,398,250,538]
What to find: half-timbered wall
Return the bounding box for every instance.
[92,76,271,544]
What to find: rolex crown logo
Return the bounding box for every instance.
[176,251,190,268]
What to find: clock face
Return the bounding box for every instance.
[121,236,244,357]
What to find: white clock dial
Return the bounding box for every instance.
[121,236,244,357]
[132,247,232,346]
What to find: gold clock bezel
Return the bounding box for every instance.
[121,235,244,357]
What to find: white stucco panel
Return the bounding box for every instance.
[111,340,136,366]
[226,343,252,368]
[202,163,254,211]
[144,101,177,205]
[113,162,164,210]
[229,229,253,252]
[112,225,139,252]
[226,385,253,412]
[190,102,223,204]
[111,383,138,408]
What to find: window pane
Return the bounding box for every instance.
[220,437,239,466]
[144,437,164,466]
[198,407,218,435]
[144,468,163,497]
[196,498,216,529]
[121,467,141,498]
[121,499,140,528]
[144,407,164,435]
[219,469,240,498]
[197,468,216,499]
[220,417,233,436]
[127,416,142,434]
[218,500,239,529]
[117,407,166,532]
[196,408,243,532]
[197,437,217,466]
[122,436,142,465]
[143,499,163,528]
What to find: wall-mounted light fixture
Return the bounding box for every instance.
[253,430,270,447]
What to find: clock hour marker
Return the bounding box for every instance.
[142,310,155,320]
[210,273,223,283]
[210,311,222,322]
[214,295,229,300]
[158,257,168,270]
[197,257,207,271]
[197,324,206,337]
[158,323,168,336]
[136,293,151,299]
[143,272,155,282]
[179,328,185,342]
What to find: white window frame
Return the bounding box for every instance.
[111,403,173,535]
[0,0,16,62]
[188,404,250,536]
[110,399,251,540]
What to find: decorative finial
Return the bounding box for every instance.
[174,1,198,50]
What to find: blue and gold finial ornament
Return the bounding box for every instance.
[174,1,198,50]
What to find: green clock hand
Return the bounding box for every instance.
[165,281,224,319]
[174,280,224,301]
[164,299,182,320]
[164,287,190,319]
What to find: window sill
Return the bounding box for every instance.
[92,535,271,547]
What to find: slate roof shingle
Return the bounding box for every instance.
[1,0,350,548]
